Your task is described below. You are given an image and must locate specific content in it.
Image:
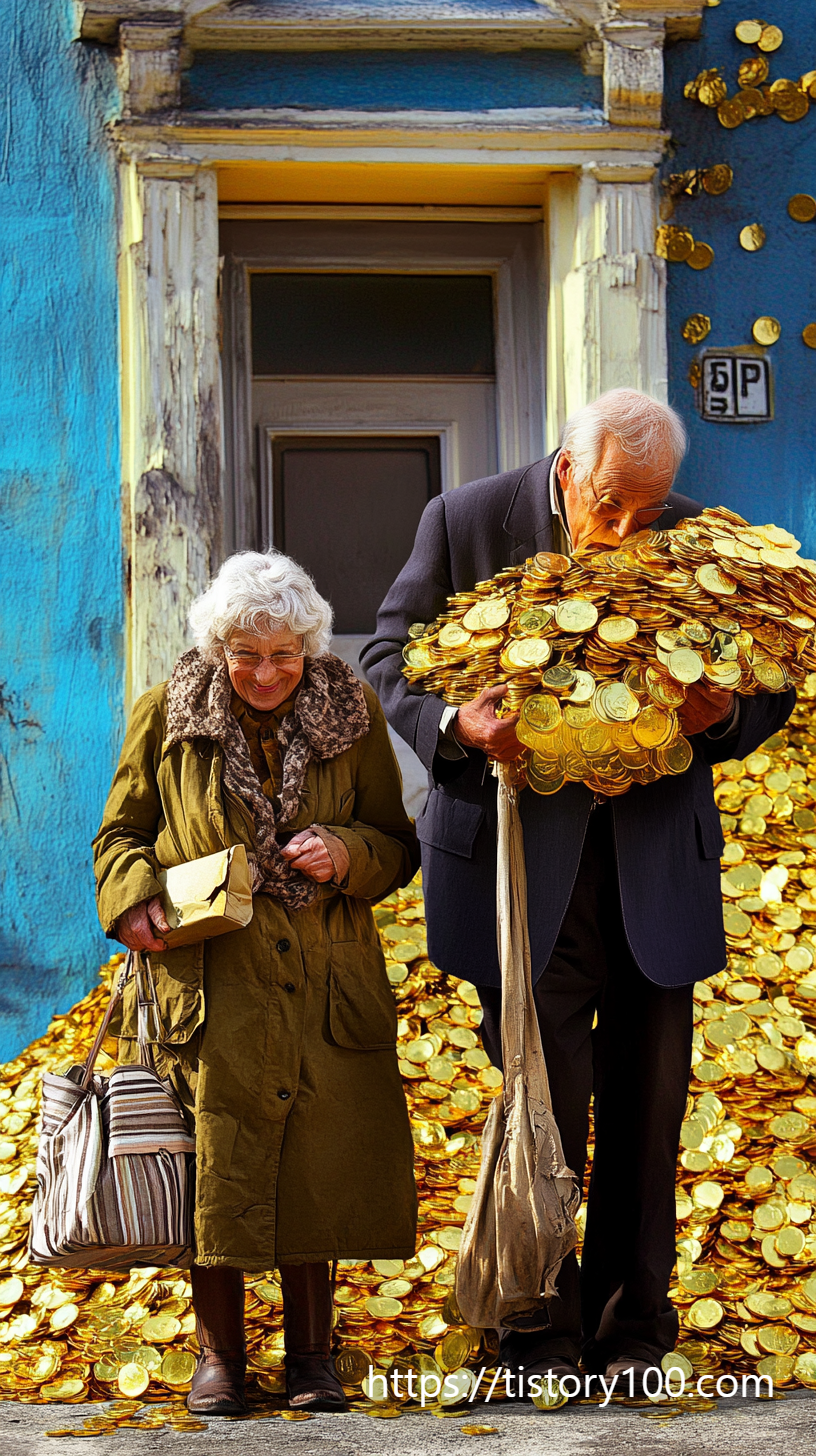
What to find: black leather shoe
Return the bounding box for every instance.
[604,1357,655,1398]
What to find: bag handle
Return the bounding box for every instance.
[80,951,159,1089]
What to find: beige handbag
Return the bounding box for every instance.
[456,765,581,1332]
[29,953,195,1271]
[157,843,253,947]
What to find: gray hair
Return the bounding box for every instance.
[560,388,688,483]
[189,550,333,659]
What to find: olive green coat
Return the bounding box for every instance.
[93,680,419,1269]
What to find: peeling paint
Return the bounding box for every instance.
[0,1,122,1060]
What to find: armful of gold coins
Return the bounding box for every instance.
[402,509,816,797]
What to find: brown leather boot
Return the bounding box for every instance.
[280,1262,346,1411]
[187,1265,248,1415]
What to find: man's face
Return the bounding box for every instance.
[558,436,676,550]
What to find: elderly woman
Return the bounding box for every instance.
[93,551,419,1415]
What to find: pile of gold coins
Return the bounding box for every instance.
[672,674,816,1392]
[403,507,816,797]
[3,697,816,1424]
[684,19,815,129]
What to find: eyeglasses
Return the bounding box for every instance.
[224,643,306,671]
[587,490,670,528]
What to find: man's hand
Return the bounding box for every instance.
[116,895,171,952]
[280,828,349,884]
[453,685,523,763]
[678,682,736,737]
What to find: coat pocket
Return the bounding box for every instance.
[416,790,485,860]
[114,944,206,1048]
[328,940,398,1051]
[694,806,725,861]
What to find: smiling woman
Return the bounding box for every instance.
[92,548,420,1418]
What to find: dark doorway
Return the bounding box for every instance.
[271,435,441,634]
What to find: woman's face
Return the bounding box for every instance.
[224,627,306,711]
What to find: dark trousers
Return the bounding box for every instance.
[478,803,694,1370]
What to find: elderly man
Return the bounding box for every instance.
[361,388,795,1391]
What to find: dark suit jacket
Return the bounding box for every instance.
[361,454,796,989]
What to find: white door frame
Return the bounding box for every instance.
[220,219,546,556]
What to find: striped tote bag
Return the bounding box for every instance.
[29,953,195,1270]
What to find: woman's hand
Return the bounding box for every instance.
[280,829,350,884]
[115,895,171,952]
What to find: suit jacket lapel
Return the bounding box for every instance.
[502,453,557,565]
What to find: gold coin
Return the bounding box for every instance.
[687,241,715,270]
[697,562,738,595]
[735,19,764,44]
[438,624,471,650]
[542,663,577,692]
[632,706,675,749]
[504,638,551,669]
[335,1346,372,1384]
[407,622,426,639]
[802,323,816,348]
[794,1352,816,1387]
[527,754,566,796]
[463,597,508,632]
[668,648,704,684]
[758,1324,798,1356]
[533,551,570,575]
[118,1362,150,1397]
[659,736,694,776]
[597,616,638,645]
[517,607,554,632]
[688,1298,724,1330]
[717,97,744,128]
[753,658,787,691]
[0,1276,24,1307]
[568,669,596,704]
[461,1425,500,1435]
[520,694,562,735]
[699,75,728,108]
[555,599,599,633]
[682,314,711,344]
[596,682,640,723]
[49,1303,79,1331]
[366,1296,404,1319]
[130,1345,162,1372]
[788,193,816,222]
[160,1350,196,1386]
[437,1330,471,1372]
[139,1314,181,1344]
[41,1378,87,1400]
[738,56,769,87]
[739,223,766,251]
[777,92,809,122]
[758,23,784,52]
[702,164,733,195]
[757,1355,796,1384]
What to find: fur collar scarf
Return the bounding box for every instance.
[165,648,369,910]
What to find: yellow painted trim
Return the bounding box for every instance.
[213,160,560,208]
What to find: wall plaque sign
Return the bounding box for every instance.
[699,350,773,422]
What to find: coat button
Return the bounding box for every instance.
[284,982,296,993]
[278,1090,291,1101]
[277,938,291,953]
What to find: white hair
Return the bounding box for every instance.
[189,551,333,660]
[560,388,688,483]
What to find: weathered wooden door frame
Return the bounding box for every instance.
[220,218,547,560]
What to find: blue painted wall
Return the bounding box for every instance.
[0,1,122,1060]
[183,48,602,113]
[664,2,816,552]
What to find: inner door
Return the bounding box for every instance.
[270,434,441,635]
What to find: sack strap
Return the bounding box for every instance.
[80,951,159,1089]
